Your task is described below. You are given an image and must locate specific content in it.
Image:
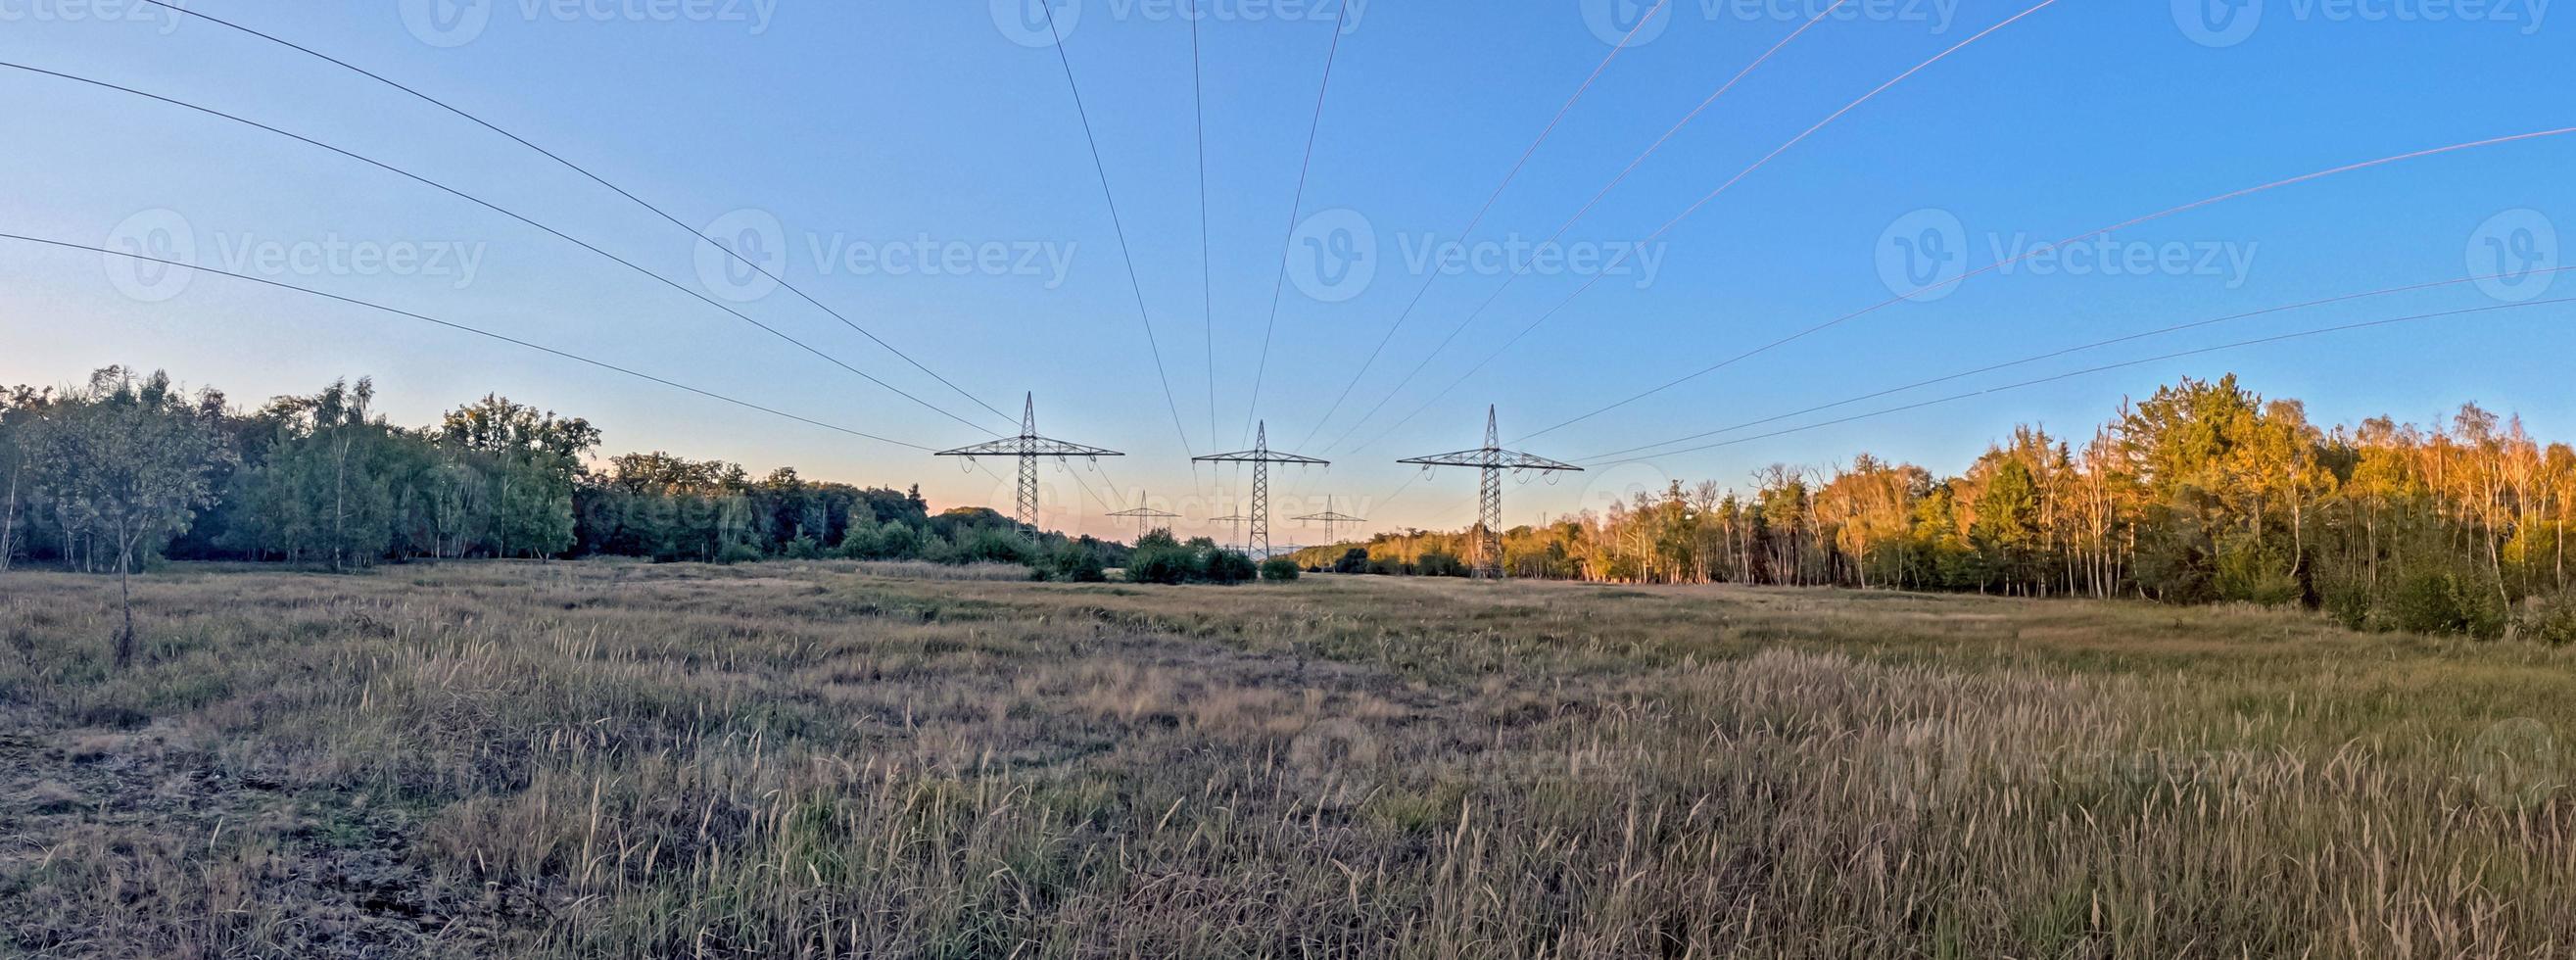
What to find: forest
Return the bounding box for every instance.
[10,366,2574,640]
[0,367,1126,587]
[1291,375,2576,641]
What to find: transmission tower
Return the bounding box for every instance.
[1106,490,1182,542]
[1193,421,1326,559]
[934,394,1121,537]
[1291,495,1365,547]
[1398,406,1581,579]
[1210,513,1253,553]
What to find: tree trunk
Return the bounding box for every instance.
[115,536,137,669]
[0,457,20,574]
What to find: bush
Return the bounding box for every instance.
[1203,550,1258,585]
[2214,539,2300,606]
[716,543,765,565]
[781,535,822,560]
[1416,552,1469,578]
[1125,543,1202,585]
[1261,557,1301,582]
[2513,593,2576,647]
[1045,544,1107,583]
[2383,568,2507,639]
[1333,548,1372,574]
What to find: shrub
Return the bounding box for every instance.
[2513,593,2576,647]
[1046,544,1107,583]
[1202,550,1258,585]
[1262,558,1302,582]
[1124,543,1202,585]
[716,543,765,565]
[781,535,822,560]
[1416,552,1469,578]
[1333,548,1373,574]
[2383,568,2507,639]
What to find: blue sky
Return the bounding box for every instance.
[4,0,2570,540]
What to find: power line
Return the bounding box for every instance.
[1579,264,2576,464]
[1310,0,1843,453]
[1286,0,1671,453]
[1351,123,2576,463]
[1037,1,1201,463]
[1240,0,1356,447]
[4,231,936,451]
[1508,123,2576,447]
[1190,0,1220,462]
[1,62,1016,439]
[1320,0,2068,458]
[1585,296,2576,468]
[131,0,1015,426]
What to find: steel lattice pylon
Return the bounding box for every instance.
[1399,406,1581,579]
[933,395,1121,537]
[1193,421,1326,559]
[1106,490,1181,541]
[1291,495,1365,548]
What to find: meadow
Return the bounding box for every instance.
[2,561,2572,958]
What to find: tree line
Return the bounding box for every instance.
[1290,375,2576,642]
[0,368,1131,594]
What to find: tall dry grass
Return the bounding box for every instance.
[0,562,2570,957]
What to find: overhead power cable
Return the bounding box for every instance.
[1286,0,1671,453]
[1190,0,1220,460]
[1322,0,2071,457]
[1312,0,1846,451]
[3,231,937,451]
[128,0,1015,426]
[1507,123,2576,447]
[1581,264,2576,463]
[1240,0,1357,446]
[1037,1,1202,463]
[1586,297,2576,467]
[0,62,1014,438]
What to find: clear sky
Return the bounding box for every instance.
[4,0,2570,541]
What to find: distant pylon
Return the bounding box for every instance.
[1291,495,1365,547]
[933,394,1121,537]
[1106,490,1181,541]
[1398,406,1581,579]
[1210,513,1253,553]
[1193,421,1326,559]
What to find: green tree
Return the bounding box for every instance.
[32,369,233,666]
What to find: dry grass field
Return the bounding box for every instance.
[3,561,2574,958]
